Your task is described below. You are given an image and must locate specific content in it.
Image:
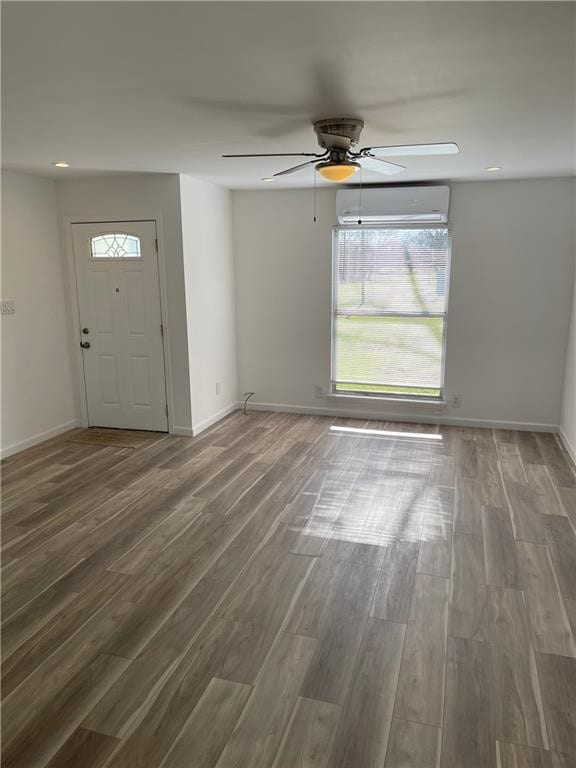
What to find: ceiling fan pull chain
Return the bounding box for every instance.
[358,167,363,225]
[313,164,317,223]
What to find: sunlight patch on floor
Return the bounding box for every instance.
[329,425,443,441]
[291,468,452,547]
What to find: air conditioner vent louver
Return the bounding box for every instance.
[337,186,450,224]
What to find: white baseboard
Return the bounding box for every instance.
[191,401,241,436]
[1,406,562,458]
[1,419,82,459]
[558,428,576,469]
[246,401,558,433]
[171,425,194,437]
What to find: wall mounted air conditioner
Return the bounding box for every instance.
[336,185,450,224]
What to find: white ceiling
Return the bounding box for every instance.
[2,1,574,189]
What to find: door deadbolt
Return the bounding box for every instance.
[82,327,89,335]
[80,341,90,349]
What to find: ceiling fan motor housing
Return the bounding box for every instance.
[313,118,365,151]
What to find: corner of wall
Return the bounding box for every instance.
[179,175,239,434]
[559,176,576,456]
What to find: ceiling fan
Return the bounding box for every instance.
[223,118,460,182]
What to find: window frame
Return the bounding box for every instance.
[330,222,452,402]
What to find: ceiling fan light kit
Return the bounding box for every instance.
[223,117,460,182]
[317,161,360,182]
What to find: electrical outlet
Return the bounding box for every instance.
[451,394,462,408]
[215,381,222,396]
[1,300,16,315]
[314,385,325,399]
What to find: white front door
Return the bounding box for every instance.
[72,221,168,432]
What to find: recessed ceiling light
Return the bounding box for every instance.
[261,177,274,182]
[52,161,70,168]
[484,166,502,172]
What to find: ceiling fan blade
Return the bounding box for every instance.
[310,61,355,117]
[360,156,406,176]
[273,160,319,177]
[259,118,311,138]
[182,97,306,117]
[222,152,323,158]
[362,89,467,114]
[365,142,460,157]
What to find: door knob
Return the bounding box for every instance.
[80,341,91,349]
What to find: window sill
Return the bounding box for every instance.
[328,393,447,407]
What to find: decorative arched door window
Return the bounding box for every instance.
[90,233,141,259]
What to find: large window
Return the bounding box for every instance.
[332,226,451,399]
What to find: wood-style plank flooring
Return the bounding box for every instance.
[2,412,576,767]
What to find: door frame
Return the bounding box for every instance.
[62,215,175,433]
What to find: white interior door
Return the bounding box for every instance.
[72,221,168,431]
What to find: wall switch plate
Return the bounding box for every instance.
[1,300,16,315]
[215,381,222,396]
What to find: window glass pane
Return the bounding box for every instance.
[333,227,450,398]
[336,228,449,314]
[90,234,141,258]
[334,316,444,392]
